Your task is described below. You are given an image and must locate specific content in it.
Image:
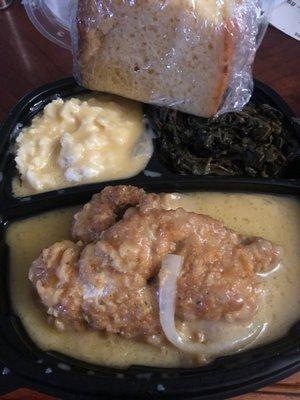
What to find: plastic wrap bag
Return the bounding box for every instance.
[71,0,273,118]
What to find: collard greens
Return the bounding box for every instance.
[153,103,298,178]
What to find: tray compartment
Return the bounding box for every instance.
[0,78,299,204]
[0,179,299,399]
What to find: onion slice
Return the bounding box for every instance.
[159,254,265,355]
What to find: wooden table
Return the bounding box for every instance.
[0,2,299,399]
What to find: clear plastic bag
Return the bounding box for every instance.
[71,0,273,118]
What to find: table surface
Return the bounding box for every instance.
[0,2,299,400]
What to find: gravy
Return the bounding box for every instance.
[7,192,300,368]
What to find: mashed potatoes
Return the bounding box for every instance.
[15,95,152,194]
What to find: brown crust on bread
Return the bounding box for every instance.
[209,3,236,115]
[75,0,97,76]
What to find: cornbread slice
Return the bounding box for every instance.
[75,0,238,117]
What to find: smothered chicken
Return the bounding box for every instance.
[29,186,281,350]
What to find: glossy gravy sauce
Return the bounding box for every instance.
[7,193,300,368]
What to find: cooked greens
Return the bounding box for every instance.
[152,103,298,178]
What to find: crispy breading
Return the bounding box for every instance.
[29,186,281,343]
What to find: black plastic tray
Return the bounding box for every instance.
[0,78,299,400]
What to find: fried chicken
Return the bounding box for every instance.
[29,240,84,329]
[29,186,282,344]
[72,185,147,243]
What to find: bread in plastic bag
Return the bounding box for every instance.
[72,0,272,118]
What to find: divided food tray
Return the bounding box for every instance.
[0,78,299,399]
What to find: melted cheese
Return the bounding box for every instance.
[14,95,152,195]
